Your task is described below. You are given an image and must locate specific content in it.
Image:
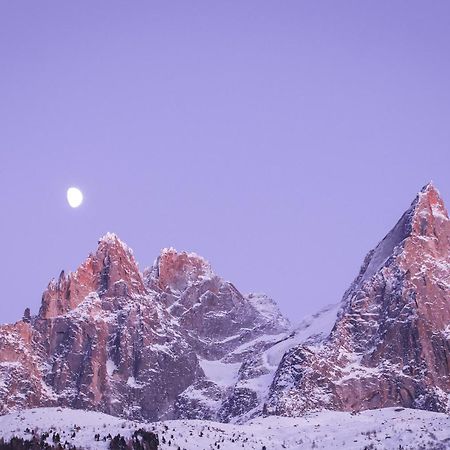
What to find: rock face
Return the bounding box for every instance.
[40,233,146,319]
[0,184,449,422]
[266,183,450,415]
[0,235,290,421]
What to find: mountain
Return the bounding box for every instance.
[266,183,450,415]
[0,233,291,422]
[0,184,449,425]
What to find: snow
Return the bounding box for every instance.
[126,376,143,389]
[431,203,449,221]
[444,324,450,340]
[230,332,286,354]
[336,351,382,384]
[290,302,340,342]
[226,302,341,421]
[179,385,222,410]
[214,334,242,344]
[106,359,117,377]
[0,407,449,449]
[246,293,290,328]
[198,358,241,387]
[261,302,340,372]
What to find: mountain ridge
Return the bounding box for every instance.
[0,183,449,424]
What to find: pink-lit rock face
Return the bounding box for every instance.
[0,234,288,421]
[267,183,450,416]
[39,233,146,319]
[153,248,214,292]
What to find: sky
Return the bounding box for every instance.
[1,1,450,324]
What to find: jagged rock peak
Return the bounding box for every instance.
[97,232,134,255]
[94,232,141,276]
[392,182,449,238]
[411,182,448,226]
[149,247,215,292]
[39,233,145,319]
[352,183,449,286]
[266,184,450,417]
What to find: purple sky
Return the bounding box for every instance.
[1,2,450,324]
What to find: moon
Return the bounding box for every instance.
[67,187,83,208]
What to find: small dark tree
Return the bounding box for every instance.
[109,434,127,450]
[132,429,159,450]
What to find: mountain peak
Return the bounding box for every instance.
[414,182,448,222]
[99,231,120,242]
[151,247,215,292]
[421,180,435,191]
[39,235,145,318]
[97,232,133,255]
[268,184,450,417]
[351,183,449,286]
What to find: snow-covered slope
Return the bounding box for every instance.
[0,407,449,449]
[218,302,340,422]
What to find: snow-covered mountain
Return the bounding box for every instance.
[267,183,450,416]
[0,183,449,430]
[0,234,292,422]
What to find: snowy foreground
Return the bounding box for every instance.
[0,407,449,449]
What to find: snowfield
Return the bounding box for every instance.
[0,407,449,449]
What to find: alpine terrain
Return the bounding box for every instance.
[0,183,449,448]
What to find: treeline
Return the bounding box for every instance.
[0,435,78,450]
[0,429,159,450]
[109,429,159,449]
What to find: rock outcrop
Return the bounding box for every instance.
[266,183,450,415]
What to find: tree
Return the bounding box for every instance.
[109,434,127,450]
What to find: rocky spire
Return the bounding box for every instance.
[267,184,450,415]
[146,247,214,292]
[352,182,449,286]
[39,233,145,319]
[408,182,449,237]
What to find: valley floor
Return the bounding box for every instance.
[0,407,449,449]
